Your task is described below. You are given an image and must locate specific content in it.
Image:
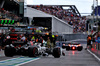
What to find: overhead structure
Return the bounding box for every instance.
[24,6,73,34]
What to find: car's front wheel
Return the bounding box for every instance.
[53,47,61,58]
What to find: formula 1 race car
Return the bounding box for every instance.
[4,27,64,58]
[4,34,63,58]
[62,42,83,51]
[4,41,63,58]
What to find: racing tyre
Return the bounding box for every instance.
[66,46,70,51]
[53,47,61,58]
[77,46,83,51]
[4,46,16,57]
[28,47,38,57]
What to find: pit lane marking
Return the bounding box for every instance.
[15,58,40,66]
[87,49,100,61]
[0,57,40,66]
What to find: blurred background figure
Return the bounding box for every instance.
[0,33,3,51]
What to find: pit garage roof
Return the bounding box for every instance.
[24,7,52,18]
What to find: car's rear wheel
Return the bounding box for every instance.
[4,46,16,57]
[77,46,83,51]
[66,46,70,51]
[28,47,38,57]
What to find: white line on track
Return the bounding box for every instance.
[87,49,100,61]
[15,58,40,66]
[0,57,19,62]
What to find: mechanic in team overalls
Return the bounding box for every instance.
[17,34,21,41]
[27,35,32,41]
[38,37,43,46]
[31,35,35,41]
[47,37,51,48]
[85,35,91,50]
[4,34,11,45]
[21,34,26,41]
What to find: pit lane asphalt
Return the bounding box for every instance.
[20,46,100,66]
[20,40,100,66]
[0,40,100,66]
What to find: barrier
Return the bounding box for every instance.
[63,34,88,41]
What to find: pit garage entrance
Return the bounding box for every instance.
[32,17,52,30]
